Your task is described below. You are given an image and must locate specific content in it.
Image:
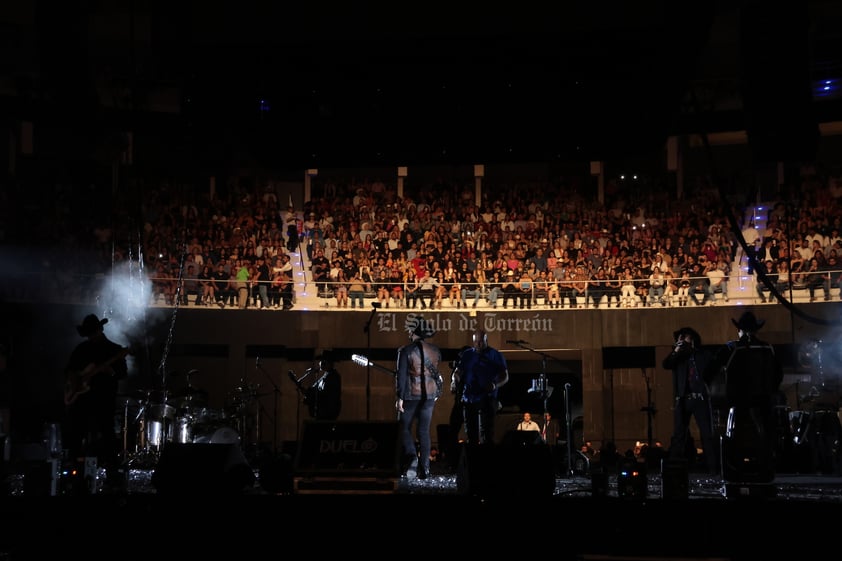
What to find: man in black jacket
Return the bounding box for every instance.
[662,326,718,475]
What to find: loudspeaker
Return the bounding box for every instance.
[661,458,689,499]
[257,453,295,495]
[457,440,555,498]
[151,443,255,495]
[294,421,401,477]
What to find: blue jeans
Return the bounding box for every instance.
[257,284,269,308]
[462,288,481,306]
[349,290,365,307]
[400,397,436,476]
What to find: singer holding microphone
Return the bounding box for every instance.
[662,326,718,475]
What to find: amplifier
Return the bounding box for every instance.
[294,420,401,476]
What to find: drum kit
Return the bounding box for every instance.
[118,371,263,468]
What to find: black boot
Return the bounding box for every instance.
[402,454,418,478]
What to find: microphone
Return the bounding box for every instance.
[256,356,261,366]
[506,339,528,344]
[287,370,296,382]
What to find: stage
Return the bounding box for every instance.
[2,457,842,561]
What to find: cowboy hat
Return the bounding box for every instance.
[732,311,765,333]
[77,314,108,337]
[672,326,702,347]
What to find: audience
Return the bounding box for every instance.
[5,164,842,311]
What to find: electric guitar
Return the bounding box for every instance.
[351,354,396,377]
[64,347,132,405]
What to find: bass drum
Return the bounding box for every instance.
[192,425,240,445]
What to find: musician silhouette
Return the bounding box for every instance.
[63,314,129,491]
[303,352,342,421]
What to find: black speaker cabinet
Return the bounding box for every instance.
[294,420,401,477]
[151,443,255,495]
[661,457,689,499]
[457,439,555,498]
[293,421,401,493]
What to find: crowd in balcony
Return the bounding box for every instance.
[3,164,842,310]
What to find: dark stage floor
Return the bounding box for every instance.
[2,456,842,561]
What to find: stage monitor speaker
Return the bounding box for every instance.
[257,453,295,495]
[152,443,255,495]
[590,465,609,498]
[661,457,689,499]
[500,429,543,447]
[457,440,555,499]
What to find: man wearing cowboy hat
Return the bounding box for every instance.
[395,317,442,480]
[663,326,719,475]
[63,314,129,491]
[713,311,784,485]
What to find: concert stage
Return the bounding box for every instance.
[2,459,841,561]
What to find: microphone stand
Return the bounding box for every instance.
[255,358,280,457]
[288,368,315,439]
[640,368,656,447]
[564,382,573,476]
[510,339,573,475]
[363,302,381,421]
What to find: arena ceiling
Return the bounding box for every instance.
[174,1,842,169]
[4,1,842,171]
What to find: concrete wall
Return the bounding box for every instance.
[3,302,839,456]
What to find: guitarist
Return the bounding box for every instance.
[63,314,129,490]
[395,317,442,480]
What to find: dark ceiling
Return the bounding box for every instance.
[9,1,842,171]
[180,2,720,168]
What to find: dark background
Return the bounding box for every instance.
[4,1,841,174]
